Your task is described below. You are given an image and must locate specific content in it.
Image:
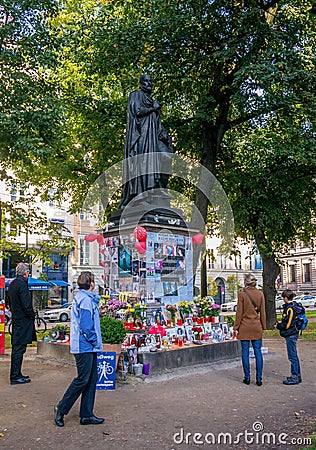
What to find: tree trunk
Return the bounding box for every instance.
[261,255,280,329]
[200,249,207,298]
[192,122,220,298]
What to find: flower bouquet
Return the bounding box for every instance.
[101,298,128,318]
[132,303,147,327]
[177,300,194,318]
[165,304,178,325]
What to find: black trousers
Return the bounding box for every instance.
[10,344,27,381]
[57,352,98,418]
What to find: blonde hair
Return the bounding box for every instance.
[244,273,257,286]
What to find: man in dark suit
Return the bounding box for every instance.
[8,263,36,385]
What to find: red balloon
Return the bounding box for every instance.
[135,242,146,254]
[99,261,105,267]
[134,226,147,242]
[192,233,204,245]
[96,235,105,245]
[85,234,98,242]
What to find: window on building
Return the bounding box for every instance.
[79,208,92,221]
[49,188,55,207]
[207,250,215,269]
[79,236,90,265]
[303,263,311,283]
[235,254,241,270]
[290,265,296,283]
[10,183,17,201]
[10,182,26,202]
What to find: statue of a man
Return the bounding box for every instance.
[119,74,172,209]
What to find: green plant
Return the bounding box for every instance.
[225,316,235,327]
[54,324,69,333]
[100,316,127,344]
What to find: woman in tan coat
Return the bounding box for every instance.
[234,273,266,386]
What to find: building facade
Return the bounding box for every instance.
[278,240,316,296]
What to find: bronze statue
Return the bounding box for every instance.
[119,74,172,209]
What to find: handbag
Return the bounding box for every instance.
[243,288,259,313]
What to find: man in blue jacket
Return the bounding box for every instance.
[54,271,104,427]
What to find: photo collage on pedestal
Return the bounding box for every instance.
[100,231,193,304]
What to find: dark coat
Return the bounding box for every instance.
[233,287,266,340]
[7,276,36,345]
[277,301,302,337]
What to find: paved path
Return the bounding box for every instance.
[0,337,315,450]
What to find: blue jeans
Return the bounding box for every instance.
[285,334,301,378]
[58,352,98,418]
[241,340,263,380]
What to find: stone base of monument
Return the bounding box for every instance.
[102,218,197,306]
[137,340,241,373]
[37,341,74,364]
[36,340,241,373]
[110,189,187,227]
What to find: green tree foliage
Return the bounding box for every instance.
[0,2,75,265]
[0,0,60,166]
[222,114,316,325]
[2,1,316,326]
[226,275,242,300]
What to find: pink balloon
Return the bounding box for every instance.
[100,249,105,254]
[85,234,98,242]
[134,226,147,242]
[139,241,146,250]
[192,233,204,245]
[96,235,105,245]
[135,242,146,254]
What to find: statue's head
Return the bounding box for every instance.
[139,73,152,94]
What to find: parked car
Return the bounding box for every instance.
[42,303,72,322]
[275,297,284,311]
[294,295,316,308]
[221,300,237,312]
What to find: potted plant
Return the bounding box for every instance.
[99,316,127,354]
[54,323,70,341]
[209,303,221,323]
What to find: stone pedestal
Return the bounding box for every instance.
[101,218,198,309]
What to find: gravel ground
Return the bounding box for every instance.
[0,336,315,450]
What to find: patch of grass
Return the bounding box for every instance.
[264,321,316,341]
[5,330,49,349]
[306,310,316,319]
[301,421,316,450]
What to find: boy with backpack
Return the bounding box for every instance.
[275,289,307,385]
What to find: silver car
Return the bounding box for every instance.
[220,301,237,312]
[294,295,315,308]
[42,303,72,322]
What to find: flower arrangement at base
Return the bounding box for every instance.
[165,304,178,324]
[209,303,221,317]
[51,324,70,341]
[178,300,194,317]
[128,303,146,327]
[192,326,203,340]
[100,298,128,317]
